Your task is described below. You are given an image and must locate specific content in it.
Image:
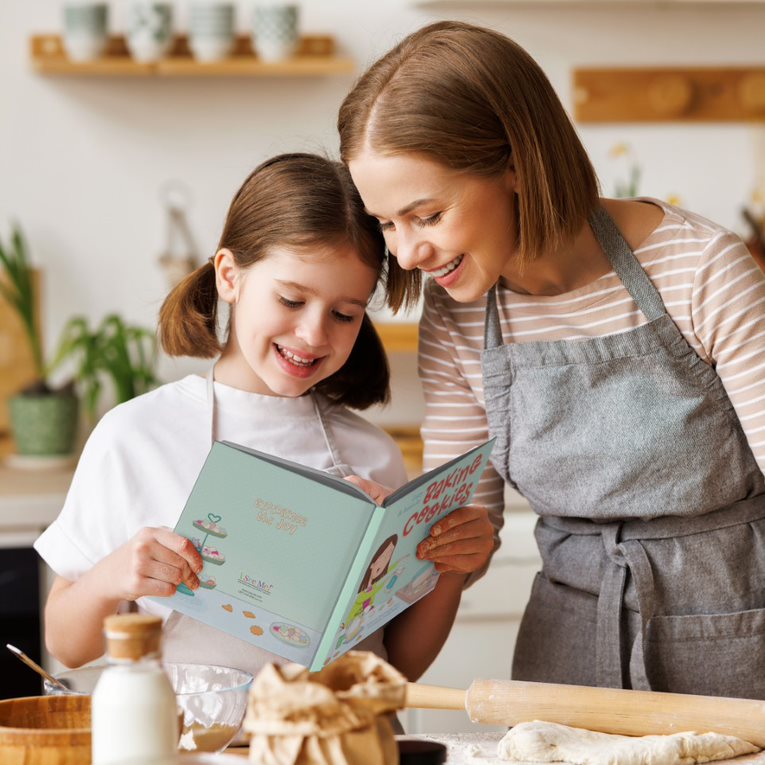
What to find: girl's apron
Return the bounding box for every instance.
[481,207,765,698]
[161,368,367,676]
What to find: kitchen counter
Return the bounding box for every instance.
[0,464,72,532]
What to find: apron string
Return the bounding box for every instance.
[597,523,656,690]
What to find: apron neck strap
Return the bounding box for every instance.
[484,284,503,350]
[205,366,347,474]
[590,207,667,322]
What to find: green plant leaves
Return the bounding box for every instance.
[49,313,158,424]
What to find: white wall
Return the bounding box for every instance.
[2,0,764,426]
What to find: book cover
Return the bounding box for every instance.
[154,437,494,670]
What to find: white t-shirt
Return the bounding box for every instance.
[35,374,408,674]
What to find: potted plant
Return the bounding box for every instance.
[0,224,158,459]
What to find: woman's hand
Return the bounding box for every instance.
[97,527,203,601]
[416,504,495,574]
[344,475,393,504]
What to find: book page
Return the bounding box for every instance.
[153,441,377,666]
[320,439,495,667]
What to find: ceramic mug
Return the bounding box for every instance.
[62,2,109,62]
[188,1,236,62]
[252,3,299,63]
[126,1,174,63]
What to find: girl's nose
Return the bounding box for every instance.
[295,313,328,348]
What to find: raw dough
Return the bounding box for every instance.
[497,721,759,765]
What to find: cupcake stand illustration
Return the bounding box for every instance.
[175,512,314,658]
[177,513,227,596]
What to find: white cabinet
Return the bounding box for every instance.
[403,493,541,734]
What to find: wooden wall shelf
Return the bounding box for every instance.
[30,34,354,77]
[374,322,418,354]
[413,0,765,7]
[574,67,765,122]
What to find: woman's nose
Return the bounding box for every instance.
[391,229,432,271]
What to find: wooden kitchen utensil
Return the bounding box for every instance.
[405,680,765,747]
[0,694,91,765]
[6,643,69,692]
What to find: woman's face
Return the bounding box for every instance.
[215,244,376,397]
[349,148,518,303]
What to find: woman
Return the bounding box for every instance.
[338,21,765,697]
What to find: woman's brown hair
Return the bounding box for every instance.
[158,153,390,410]
[338,20,599,311]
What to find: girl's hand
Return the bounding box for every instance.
[416,505,495,575]
[344,475,393,504]
[98,527,203,601]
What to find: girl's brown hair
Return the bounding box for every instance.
[338,20,599,311]
[159,153,390,410]
[358,534,398,592]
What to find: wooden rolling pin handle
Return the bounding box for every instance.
[407,679,765,748]
[405,682,466,712]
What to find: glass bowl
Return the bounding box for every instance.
[44,662,253,753]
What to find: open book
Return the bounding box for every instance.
[155,437,494,671]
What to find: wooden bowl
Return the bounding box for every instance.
[0,695,91,765]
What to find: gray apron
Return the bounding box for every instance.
[162,367,371,674]
[481,207,765,698]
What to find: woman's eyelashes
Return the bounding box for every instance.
[278,296,356,324]
[378,211,443,232]
[417,212,443,227]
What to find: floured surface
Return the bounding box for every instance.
[398,734,765,765]
[497,722,758,765]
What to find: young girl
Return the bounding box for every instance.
[35,153,494,682]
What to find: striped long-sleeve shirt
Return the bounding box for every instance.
[418,199,765,540]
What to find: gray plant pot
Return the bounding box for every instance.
[8,392,79,456]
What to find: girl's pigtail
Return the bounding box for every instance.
[158,261,221,358]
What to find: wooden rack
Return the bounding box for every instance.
[574,67,765,122]
[30,34,354,77]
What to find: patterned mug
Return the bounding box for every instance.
[252,3,299,62]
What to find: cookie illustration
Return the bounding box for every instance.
[201,546,225,565]
[222,603,233,612]
[270,622,310,648]
[249,625,264,636]
[242,611,256,619]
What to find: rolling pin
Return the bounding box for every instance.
[405,680,765,747]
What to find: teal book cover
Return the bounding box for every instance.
[153,437,494,670]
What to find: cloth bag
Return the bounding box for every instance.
[244,651,406,765]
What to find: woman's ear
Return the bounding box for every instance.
[504,160,518,194]
[214,249,239,304]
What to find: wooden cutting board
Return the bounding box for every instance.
[0,269,41,438]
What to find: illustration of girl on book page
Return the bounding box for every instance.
[344,535,399,633]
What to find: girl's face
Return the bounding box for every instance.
[215,244,377,397]
[370,543,395,581]
[349,148,518,303]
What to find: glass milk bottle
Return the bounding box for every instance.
[91,614,179,764]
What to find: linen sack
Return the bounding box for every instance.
[245,650,406,765]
